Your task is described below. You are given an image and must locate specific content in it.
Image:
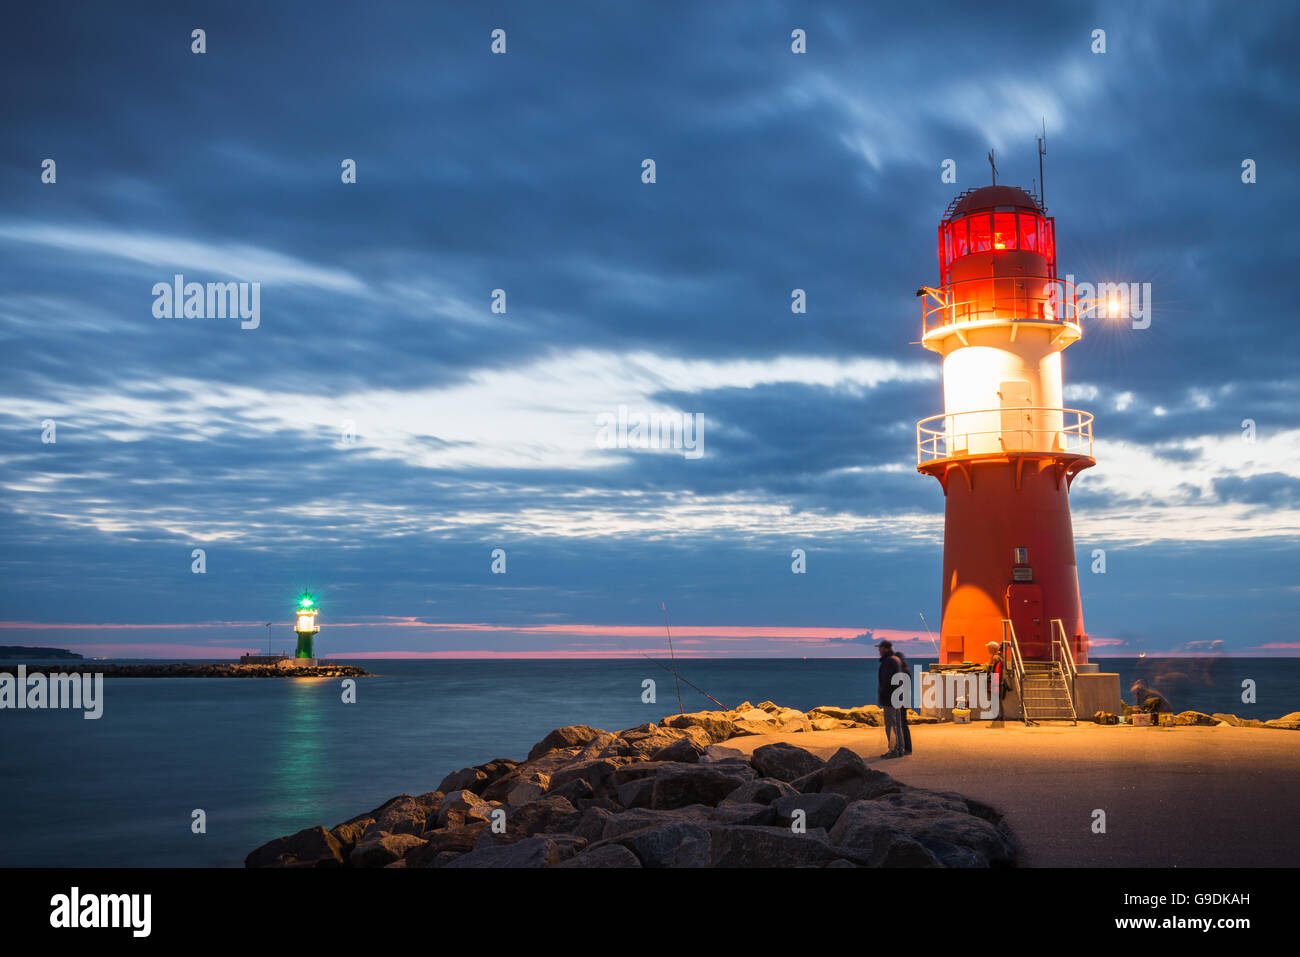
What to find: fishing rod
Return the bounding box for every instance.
[661,601,685,714]
[640,653,729,712]
[919,612,939,657]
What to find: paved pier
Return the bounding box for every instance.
[721,722,1300,867]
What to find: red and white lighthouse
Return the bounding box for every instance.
[916,184,1094,666]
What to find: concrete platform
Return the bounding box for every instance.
[719,722,1300,867]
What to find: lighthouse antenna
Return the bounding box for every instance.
[1038,118,1047,210]
[987,149,997,186]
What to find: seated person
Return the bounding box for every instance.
[1129,679,1170,715]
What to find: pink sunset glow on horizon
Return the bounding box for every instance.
[0,617,1288,658]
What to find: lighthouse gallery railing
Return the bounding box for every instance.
[916,407,1093,465]
[922,277,1082,334]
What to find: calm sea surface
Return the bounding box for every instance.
[2,657,1296,867]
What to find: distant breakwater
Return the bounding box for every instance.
[0,662,370,679]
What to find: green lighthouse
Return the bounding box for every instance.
[294,592,320,661]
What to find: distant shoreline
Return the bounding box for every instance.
[0,646,82,660]
[0,662,371,678]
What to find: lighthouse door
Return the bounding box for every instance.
[999,380,1033,451]
[1006,584,1045,659]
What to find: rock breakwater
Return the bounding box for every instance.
[247,700,1011,869]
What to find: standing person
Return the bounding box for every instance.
[877,640,907,758]
[986,640,1008,719]
[894,649,913,756]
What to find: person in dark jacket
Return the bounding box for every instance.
[1130,679,1170,716]
[877,641,910,758]
[894,650,913,755]
[986,640,1009,719]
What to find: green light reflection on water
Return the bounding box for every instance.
[267,678,330,827]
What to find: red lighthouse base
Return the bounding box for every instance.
[921,452,1093,665]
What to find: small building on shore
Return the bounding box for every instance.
[237,653,313,668]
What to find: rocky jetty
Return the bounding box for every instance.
[0,662,370,678]
[246,701,1013,869]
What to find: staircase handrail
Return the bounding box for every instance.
[1000,618,1029,724]
[1050,618,1079,722]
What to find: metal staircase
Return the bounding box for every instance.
[1000,618,1078,725]
[1019,661,1077,723]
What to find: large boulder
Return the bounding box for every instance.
[370,794,436,836]
[618,727,686,759]
[350,832,425,868]
[751,743,826,782]
[506,779,548,807]
[481,749,580,803]
[494,794,581,841]
[329,819,371,857]
[600,808,679,840]
[808,705,882,727]
[444,836,562,868]
[660,711,736,744]
[877,833,943,867]
[436,789,497,828]
[405,822,490,868]
[773,792,849,831]
[600,821,712,867]
[829,792,1014,867]
[650,765,753,810]
[616,778,656,809]
[608,760,721,787]
[689,802,778,827]
[706,825,842,867]
[720,777,799,806]
[1265,711,1300,730]
[549,776,595,805]
[699,745,748,763]
[649,735,706,764]
[1173,710,1217,727]
[554,843,642,868]
[548,757,625,793]
[793,748,902,802]
[437,758,518,795]
[810,716,854,731]
[245,826,346,868]
[808,705,856,720]
[731,718,785,736]
[526,725,610,761]
[573,806,618,843]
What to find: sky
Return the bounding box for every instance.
[1,1,1297,659]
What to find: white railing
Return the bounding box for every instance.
[921,277,1082,335]
[917,407,1093,464]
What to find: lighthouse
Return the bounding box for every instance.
[294,592,320,663]
[915,183,1094,670]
